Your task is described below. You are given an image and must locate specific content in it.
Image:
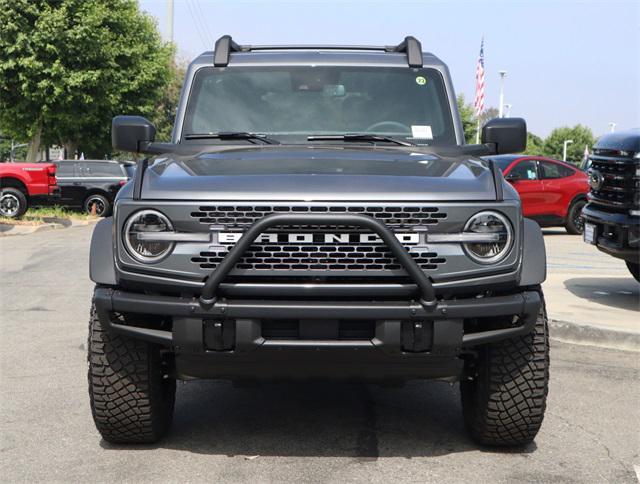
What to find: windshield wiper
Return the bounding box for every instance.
[307,133,414,147]
[184,132,280,145]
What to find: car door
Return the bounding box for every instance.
[505,159,546,217]
[539,160,577,218]
[82,162,128,201]
[54,161,83,205]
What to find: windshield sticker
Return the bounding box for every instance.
[415,76,427,86]
[411,125,433,139]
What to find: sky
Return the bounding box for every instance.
[139,0,640,138]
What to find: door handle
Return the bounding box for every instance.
[73,182,81,186]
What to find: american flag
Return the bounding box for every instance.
[474,38,485,117]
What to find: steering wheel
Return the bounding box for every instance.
[365,121,411,133]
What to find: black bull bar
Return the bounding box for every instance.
[198,213,437,309]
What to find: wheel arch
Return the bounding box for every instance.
[0,176,28,195]
[90,218,117,285]
[519,218,546,286]
[83,189,111,204]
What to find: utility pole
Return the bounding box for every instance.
[498,71,507,117]
[166,0,174,43]
[609,122,616,133]
[563,139,574,162]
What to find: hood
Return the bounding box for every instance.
[594,128,640,153]
[139,146,502,202]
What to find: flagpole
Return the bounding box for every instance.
[474,36,484,145]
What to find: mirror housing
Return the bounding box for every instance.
[112,116,156,153]
[481,118,527,154]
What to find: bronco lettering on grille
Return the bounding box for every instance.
[217,232,421,245]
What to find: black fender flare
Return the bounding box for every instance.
[519,218,546,286]
[90,218,117,285]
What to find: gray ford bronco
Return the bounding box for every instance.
[88,36,549,446]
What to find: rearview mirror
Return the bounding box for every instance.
[481,118,527,154]
[112,116,156,153]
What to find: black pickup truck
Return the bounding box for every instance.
[583,129,640,281]
[88,36,549,447]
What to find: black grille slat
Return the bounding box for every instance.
[191,204,447,229]
[589,155,638,210]
[191,242,446,272]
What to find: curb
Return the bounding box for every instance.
[0,222,63,236]
[0,217,99,237]
[549,319,640,352]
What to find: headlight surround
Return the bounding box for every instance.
[123,209,174,263]
[463,211,513,264]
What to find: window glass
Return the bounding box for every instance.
[82,162,123,177]
[486,156,518,172]
[510,160,538,180]
[54,162,74,177]
[540,161,574,179]
[123,164,135,178]
[183,66,456,145]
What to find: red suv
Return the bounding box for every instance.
[486,155,589,234]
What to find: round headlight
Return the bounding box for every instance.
[463,211,513,264]
[123,209,174,263]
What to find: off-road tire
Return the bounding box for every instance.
[626,261,640,282]
[88,301,175,444]
[461,291,549,446]
[565,199,586,235]
[0,187,28,218]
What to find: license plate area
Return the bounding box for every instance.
[584,223,596,244]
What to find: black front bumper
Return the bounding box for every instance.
[94,287,541,381]
[583,203,639,262]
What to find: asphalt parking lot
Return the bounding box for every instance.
[1,225,638,483]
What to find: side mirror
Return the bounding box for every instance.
[481,118,527,154]
[505,172,522,182]
[112,116,156,153]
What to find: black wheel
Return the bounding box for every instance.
[461,291,549,446]
[88,299,175,443]
[0,187,28,218]
[626,261,640,282]
[565,199,586,235]
[84,194,111,217]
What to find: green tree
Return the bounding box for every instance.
[479,106,499,126]
[542,125,595,163]
[0,0,173,160]
[151,59,187,142]
[526,132,545,155]
[457,94,477,144]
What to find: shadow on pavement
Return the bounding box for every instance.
[564,277,640,311]
[541,228,571,236]
[100,380,536,458]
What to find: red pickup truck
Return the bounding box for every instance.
[0,162,59,218]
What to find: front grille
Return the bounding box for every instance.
[589,151,639,210]
[191,243,445,272]
[190,204,447,229]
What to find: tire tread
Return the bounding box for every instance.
[87,301,175,444]
[462,293,549,446]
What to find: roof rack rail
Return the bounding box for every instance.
[212,35,423,68]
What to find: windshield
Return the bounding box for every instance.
[182,66,456,145]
